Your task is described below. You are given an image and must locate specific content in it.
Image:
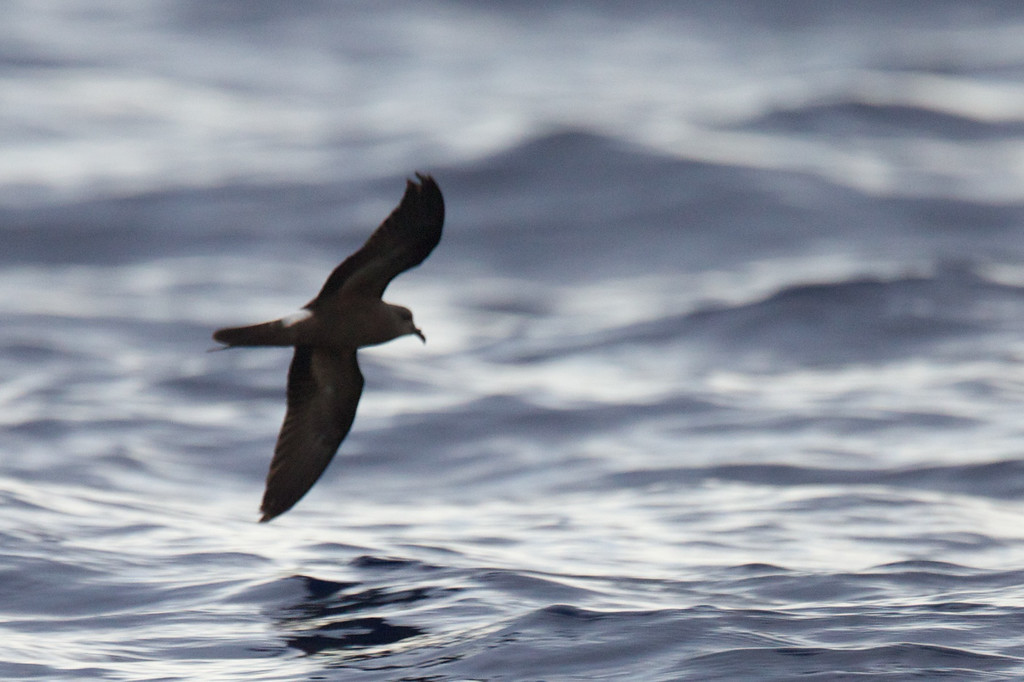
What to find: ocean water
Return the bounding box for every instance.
[4,1,1024,680]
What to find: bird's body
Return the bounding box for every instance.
[216,298,416,350]
[212,174,444,522]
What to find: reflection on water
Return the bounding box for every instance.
[278,576,429,655]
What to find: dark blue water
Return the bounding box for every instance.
[4,2,1024,679]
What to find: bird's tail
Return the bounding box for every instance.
[212,319,295,347]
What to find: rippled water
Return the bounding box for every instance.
[5,2,1024,680]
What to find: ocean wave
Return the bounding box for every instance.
[738,99,1024,140]
[599,458,1024,500]
[494,264,1024,367]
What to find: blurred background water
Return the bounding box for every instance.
[4,1,1024,679]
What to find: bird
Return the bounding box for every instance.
[212,174,444,522]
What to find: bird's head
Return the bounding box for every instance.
[388,304,426,343]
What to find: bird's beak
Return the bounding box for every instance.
[414,328,426,343]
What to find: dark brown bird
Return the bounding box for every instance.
[213,174,444,522]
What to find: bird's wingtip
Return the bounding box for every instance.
[259,498,281,523]
[412,171,438,191]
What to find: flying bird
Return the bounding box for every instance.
[213,174,444,522]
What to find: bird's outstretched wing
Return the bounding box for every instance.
[259,347,364,522]
[309,173,444,305]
